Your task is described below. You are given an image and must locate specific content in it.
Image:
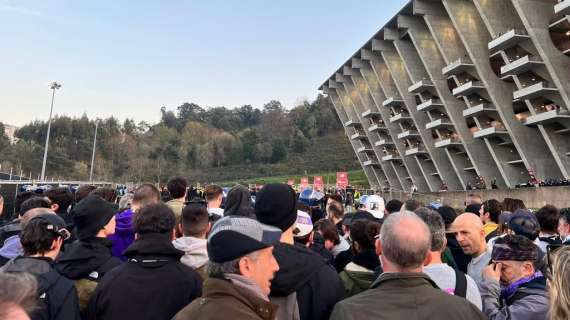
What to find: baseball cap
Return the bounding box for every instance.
[207,216,282,263]
[363,195,385,219]
[293,210,313,238]
[29,213,71,240]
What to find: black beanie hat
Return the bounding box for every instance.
[255,184,297,231]
[72,195,118,240]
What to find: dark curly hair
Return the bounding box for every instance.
[536,205,560,234]
[20,219,62,256]
[167,176,188,199]
[349,220,381,252]
[134,203,176,235]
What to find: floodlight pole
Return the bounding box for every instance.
[89,121,99,182]
[40,82,62,181]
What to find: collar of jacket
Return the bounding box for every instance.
[351,249,380,271]
[123,233,184,263]
[371,272,439,289]
[203,277,277,320]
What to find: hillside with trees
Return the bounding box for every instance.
[0,94,361,183]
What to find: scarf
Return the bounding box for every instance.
[224,273,269,302]
[500,271,543,300]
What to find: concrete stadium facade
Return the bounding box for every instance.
[320,0,570,192]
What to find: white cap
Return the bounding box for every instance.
[294,210,313,238]
[364,195,385,219]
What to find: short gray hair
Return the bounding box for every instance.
[119,193,134,212]
[0,272,37,317]
[380,211,431,270]
[207,250,260,278]
[415,208,446,252]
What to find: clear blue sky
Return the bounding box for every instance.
[0,0,407,127]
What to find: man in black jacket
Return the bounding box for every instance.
[56,195,122,314]
[86,203,202,320]
[255,184,345,320]
[1,213,81,320]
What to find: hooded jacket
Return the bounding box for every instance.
[269,242,344,320]
[330,272,487,320]
[480,274,548,320]
[107,209,134,261]
[0,234,23,266]
[2,256,81,320]
[56,238,122,313]
[174,277,277,320]
[85,233,203,320]
[339,250,379,297]
[0,218,21,244]
[172,236,208,279]
[224,186,255,218]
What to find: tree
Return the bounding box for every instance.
[291,130,309,153]
[270,140,288,163]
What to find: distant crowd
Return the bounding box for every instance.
[0,178,569,320]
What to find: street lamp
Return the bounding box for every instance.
[40,82,62,181]
[89,120,99,182]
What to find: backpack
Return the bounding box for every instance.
[453,269,467,298]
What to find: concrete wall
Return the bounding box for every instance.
[379,186,570,210]
[321,0,570,192]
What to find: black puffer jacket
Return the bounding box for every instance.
[2,256,81,320]
[85,233,202,320]
[270,242,344,320]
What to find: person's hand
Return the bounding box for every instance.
[483,262,502,282]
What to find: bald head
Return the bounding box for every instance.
[451,212,484,229]
[380,211,431,270]
[449,212,486,256]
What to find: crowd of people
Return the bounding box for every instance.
[0,178,569,320]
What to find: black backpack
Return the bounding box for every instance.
[454,269,467,298]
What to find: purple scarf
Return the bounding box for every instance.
[500,271,543,300]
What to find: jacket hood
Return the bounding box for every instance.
[123,233,184,262]
[55,237,115,280]
[2,256,53,275]
[172,237,209,269]
[2,256,62,294]
[0,235,23,259]
[114,209,134,236]
[351,249,380,271]
[224,186,255,218]
[269,242,325,296]
[343,262,377,290]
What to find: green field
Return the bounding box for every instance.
[216,169,370,188]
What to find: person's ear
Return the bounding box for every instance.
[206,223,212,234]
[423,252,432,266]
[51,203,59,212]
[171,229,176,241]
[375,238,383,256]
[50,237,63,251]
[177,224,183,236]
[238,257,253,276]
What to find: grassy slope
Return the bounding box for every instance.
[187,131,368,187]
[218,169,369,188]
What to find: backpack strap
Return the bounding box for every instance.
[454,269,467,298]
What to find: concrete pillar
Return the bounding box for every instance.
[442,0,561,185]
[373,38,463,191]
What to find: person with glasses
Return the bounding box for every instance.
[481,235,548,320]
[1,213,81,320]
